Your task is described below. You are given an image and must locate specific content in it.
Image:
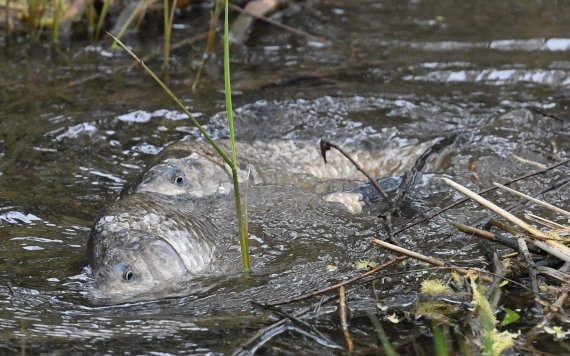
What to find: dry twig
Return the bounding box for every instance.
[517,236,543,312]
[251,302,340,348]
[493,182,570,218]
[525,213,569,231]
[320,139,392,202]
[268,256,407,306]
[455,222,540,254]
[442,178,570,263]
[525,286,570,345]
[394,158,570,236]
[372,239,492,282]
[339,286,354,354]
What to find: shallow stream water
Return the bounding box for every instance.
[1,0,569,354]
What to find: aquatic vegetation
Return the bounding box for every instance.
[110,0,147,50]
[420,279,452,296]
[222,0,249,272]
[2,1,570,354]
[431,320,450,356]
[192,0,222,91]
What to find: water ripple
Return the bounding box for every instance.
[0,211,42,224]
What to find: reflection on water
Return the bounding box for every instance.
[1,0,569,354]
[0,211,42,224]
[406,37,570,52]
[405,68,570,86]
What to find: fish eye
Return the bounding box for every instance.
[123,270,135,281]
[174,176,185,186]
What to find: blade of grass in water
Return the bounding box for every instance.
[86,0,96,41]
[108,33,232,165]
[432,320,450,356]
[192,0,222,91]
[367,312,396,356]
[163,0,178,66]
[224,0,250,273]
[95,0,111,41]
[51,0,63,43]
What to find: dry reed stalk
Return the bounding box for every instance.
[493,182,570,218]
[442,178,570,263]
[371,239,492,282]
[339,286,354,354]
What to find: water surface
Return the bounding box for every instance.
[1,0,569,354]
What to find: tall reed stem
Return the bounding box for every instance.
[163,0,177,66]
[111,0,146,49]
[51,0,62,43]
[95,0,110,41]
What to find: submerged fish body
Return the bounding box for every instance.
[89,138,430,301]
[125,139,431,200]
[87,192,223,301]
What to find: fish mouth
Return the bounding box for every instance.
[87,284,172,305]
[86,275,216,305]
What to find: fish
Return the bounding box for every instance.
[88,138,430,301]
[87,192,226,302]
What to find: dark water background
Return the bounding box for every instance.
[1,0,569,354]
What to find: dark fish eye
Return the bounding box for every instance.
[174,176,185,186]
[123,270,135,281]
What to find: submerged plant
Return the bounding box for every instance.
[367,311,396,356]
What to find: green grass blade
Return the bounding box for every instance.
[51,0,62,43]
[432,320,450,356]
[95,0,110,41]
[110,29,250,273]
[224,0,237,165]
[111,0,146,50]
[192,0,223,91]
[224,0,250,272]
[163,0,177,66]
[367,311,397,356]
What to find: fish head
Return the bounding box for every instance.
[86,194,219,303]
[134,154,233,197]
[89,238,190,300]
